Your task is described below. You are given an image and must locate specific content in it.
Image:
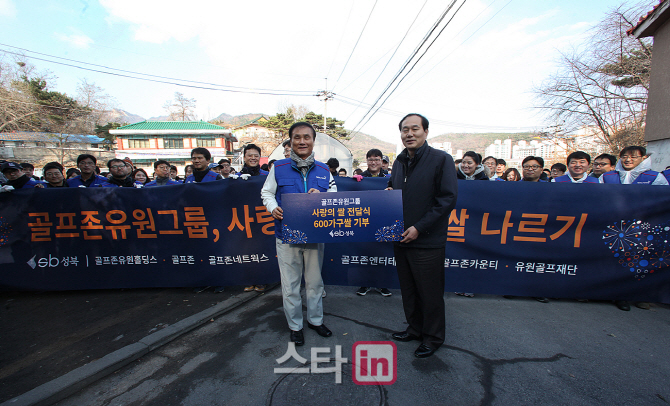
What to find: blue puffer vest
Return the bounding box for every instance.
[184,171,219,183]
[601,170,659,184]
[553,174,599,183]
[272,158,330,239]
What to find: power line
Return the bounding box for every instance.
[335,95,533,131]
[0,44,316,96]
[326,0,356,79]
[396,0,514,96]
[333,0,379,90]
[353,0,469,134]
[348,0,464,138]
[348,0,460,135]
[342,0,430,123]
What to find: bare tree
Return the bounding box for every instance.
[163,92,197,121]
[534,2,653,155]
[0,54,45,132]
[75,78,117,132]
[277,101,309,121]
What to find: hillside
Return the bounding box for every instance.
[342,132,397,164]
[429,132,540,154]
[102,109,145,125]
[223,113,266,126]
[212,112,233,122]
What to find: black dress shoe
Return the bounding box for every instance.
[307,323,332,337]
[533,297,549,303]
[391,331,421,342]
[290,329,305,346]
[414,344,436,358]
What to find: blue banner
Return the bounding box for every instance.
[1,176,669,303]
[281,190,403,243]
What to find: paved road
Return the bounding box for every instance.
[0,286,259,404]
[51,286,670,406]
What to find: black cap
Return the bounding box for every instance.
[1,162,22,173]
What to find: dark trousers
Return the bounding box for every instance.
[393,244,446,350]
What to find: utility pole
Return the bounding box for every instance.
[316,78,334,135]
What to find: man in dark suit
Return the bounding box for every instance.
[387,113,458,358]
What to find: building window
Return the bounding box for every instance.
[198,138,216,147]
[164,138,184,149]
[129,139,150,148]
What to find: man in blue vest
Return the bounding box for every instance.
[552,151,599,183]
[184,148,222,183]
[515,156,550,304]
[521,156,548,183]
[67,154,108,188]
[590,154,616,179]
[600,146,668,185]
[261,122,336,346]
[102,158,142,187]
[599,146,666,310]
[1,162,42,189]
[145,160,181,187]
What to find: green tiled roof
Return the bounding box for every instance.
[117,121,227,131]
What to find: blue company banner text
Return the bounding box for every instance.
[281,190,403,243]
[0,176,668,303]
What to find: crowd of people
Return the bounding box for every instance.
[3,115,669,357]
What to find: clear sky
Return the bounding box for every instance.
[0,0,656,146]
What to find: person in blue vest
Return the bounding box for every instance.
[261,121,337,347]
[356,148,393,298]
[599,146,668,185]
[589,153,616,179]
[599,146,667,310]
[42,162,68,188]
[233,143,269,292]
[552,151,599,183]
[361,149,389,178]
[514,156,550,304]
[0,162,42,190]
[549,163,566,181]
[496,158,507,179]
[145,160,182,187]
[67,154,108,188]
[234,143,268,179]
[521,156,548,183]
[101,159,143,187]
[184,148,222,183]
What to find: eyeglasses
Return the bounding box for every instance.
[522,165,541,170]
[621,155,643,160]
[110,165,126,170]
[367,158,382,162]
[593,162,609,167]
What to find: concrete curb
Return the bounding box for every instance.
[1,284,278,406]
